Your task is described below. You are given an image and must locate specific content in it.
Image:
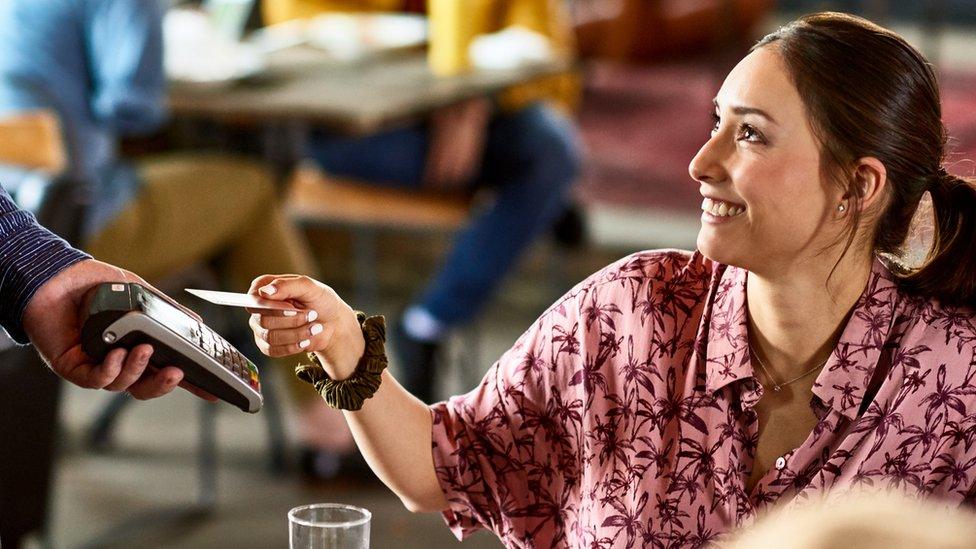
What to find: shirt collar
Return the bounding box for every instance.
[701,256,902,419]
[702,263,755,398]
[812,257,902,420]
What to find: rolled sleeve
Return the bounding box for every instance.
[429,283,590,544]
[430,365,514,540]
[0,192,89,343]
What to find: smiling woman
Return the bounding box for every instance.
[692,44,836,275]
[243,11,976,548]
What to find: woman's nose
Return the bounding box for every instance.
[688,137,726,185]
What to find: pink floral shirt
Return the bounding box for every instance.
[429,250,976,548]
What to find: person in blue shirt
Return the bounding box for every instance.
[0,0,335,461]
[0,187,213,401]
[0,0,316,296]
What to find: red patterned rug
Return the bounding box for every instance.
[577,60,976,214]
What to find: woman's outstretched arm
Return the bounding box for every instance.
[246,274,448,512]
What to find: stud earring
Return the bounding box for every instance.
[838,203,846,212]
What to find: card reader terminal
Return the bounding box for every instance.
[81,282,263,413]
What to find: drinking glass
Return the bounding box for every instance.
[288,503,371,549]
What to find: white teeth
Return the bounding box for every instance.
[701,197,745,217]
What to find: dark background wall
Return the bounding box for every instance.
[778,0,976,23]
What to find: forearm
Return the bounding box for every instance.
[0,190,89,342]
[249,276,448,511]
[342,370,448,513]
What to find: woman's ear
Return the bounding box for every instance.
[850,157,888,211]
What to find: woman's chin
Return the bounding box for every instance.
[697,230,739,266]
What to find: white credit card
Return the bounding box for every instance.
[185,288,301,312]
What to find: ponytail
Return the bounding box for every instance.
[758,13,975,307]
[896,171,976,307]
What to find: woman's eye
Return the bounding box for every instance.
[710,115,765,144]
[737,124,765,143]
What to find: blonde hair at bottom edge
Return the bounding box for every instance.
[720,490,976,549]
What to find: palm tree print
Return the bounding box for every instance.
[428,251,976,547]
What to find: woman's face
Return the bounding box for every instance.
[689,45,844,274]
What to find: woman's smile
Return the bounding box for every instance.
[701,196,747,224]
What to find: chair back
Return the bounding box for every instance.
[0,110,67,174]
[0,110,87,245]
[285,165,471,232]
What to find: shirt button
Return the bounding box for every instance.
[775,457,787,470]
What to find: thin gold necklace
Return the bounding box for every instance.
[750,347,829,392]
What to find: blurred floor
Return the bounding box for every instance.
[49,368,503,548]
[28,11,976,549]
[43,301,522,548]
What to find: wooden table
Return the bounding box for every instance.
[168,46,574,136]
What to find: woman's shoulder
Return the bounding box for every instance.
[590,248,714,287]
[883,291,976,385]
[908,294,976,350]
[550,249,715,311]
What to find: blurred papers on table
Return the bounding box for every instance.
[468,26,556,71]
[306,13,427,60]
[164,8,266,88]
[247,12,555,70]
[248,13,427,62]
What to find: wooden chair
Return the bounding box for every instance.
[573,0,773,63]
[286,164,471,231]
[0,110,66,174]
[0,109,71,549]
[285,164,473,310]
[284,166,502,391]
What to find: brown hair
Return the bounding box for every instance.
[755,12,976,307]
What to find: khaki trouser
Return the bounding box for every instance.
[87,154,315,290]
[85,153,322,406]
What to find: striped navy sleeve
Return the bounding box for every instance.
[0,188,90,343]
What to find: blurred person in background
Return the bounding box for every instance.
[0,0,335,467]
[263,0,582,406]
[0,0,315,296]
[246,12,976,546]
[265,0,582,481]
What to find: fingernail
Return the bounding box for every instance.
[307,310,318,322]
[310,323,323,336]
[299,339,310,349]
[259,284,276,295]
[283,310,298,317]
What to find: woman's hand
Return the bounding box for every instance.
[247,276,446,514]
[247,274,366,380]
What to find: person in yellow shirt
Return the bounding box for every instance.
[264,0,581,478]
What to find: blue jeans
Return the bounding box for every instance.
[308,103,581,326]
